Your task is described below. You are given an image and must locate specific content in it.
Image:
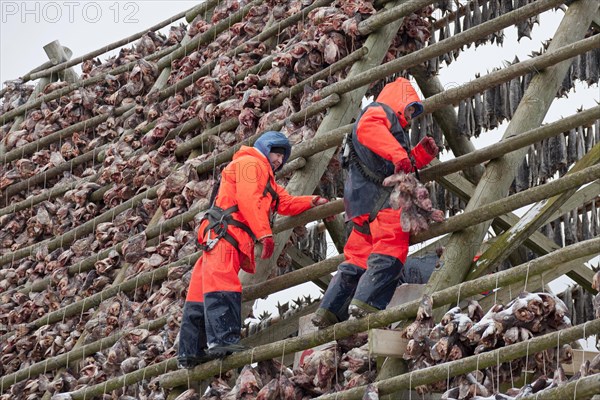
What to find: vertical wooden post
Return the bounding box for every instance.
[0,41,77,159]
[43,40,80,83]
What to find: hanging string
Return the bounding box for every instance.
[333,324,339,387]
[366,315,372,374]
[456,282,464,307]
[524,341,531,386]
[280,341,286,379]
[446,363,451,393]
[523,262,531,293]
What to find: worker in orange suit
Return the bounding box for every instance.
[178,131,329,368]
[312,78,439,327]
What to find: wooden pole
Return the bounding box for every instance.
[517,373,600,400]
[161,0,337,101]
[478,254,593,311]
[0,44,174,125]
[152,237,598,389]
[192,94,340,175]
[271,46,369,107]
[243,255,343,301]
[157,0,262,70]
[0,252,195,343]
[414,163,600,242]
[422,0,600,322]
[2,256,330,388]
[173,44,365,158]
[0,183,158,268]
[0,317,167,391]
[1,145,106,201]
[1,105,131,164]
[0,42,71,158]
[425,34,600,114]
[273,163,600,242]
[0,174,98,217]
[185,0,221,22]
[358,0,437,35]
[42,40,79,83]
[24,9,191,82]
[418,105,600,181]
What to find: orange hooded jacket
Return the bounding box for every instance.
[198,146,314,273]
[356,77,430,169]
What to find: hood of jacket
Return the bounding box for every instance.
[253,131,292,172]
[376,78,423,128]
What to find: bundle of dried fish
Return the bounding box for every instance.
[403,292,573,396]
[385,172,446,234]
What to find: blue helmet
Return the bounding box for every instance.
[253,131,292,171]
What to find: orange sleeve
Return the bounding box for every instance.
[274,183,314,216]
[356,107,409,165]
[235,156,273,239]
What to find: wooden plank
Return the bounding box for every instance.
[369,329,409,358]
[563,349,599,375]
[293,314,336,369]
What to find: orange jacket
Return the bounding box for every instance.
[199,146,315,273]
[356,78,431,169]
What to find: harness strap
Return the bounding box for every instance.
[351,220,371,235]
[368,186,393,223]
[200,205,256,251]
[263,180,280,225]
[201,177,279,252]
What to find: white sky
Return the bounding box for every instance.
[1,2,598,339]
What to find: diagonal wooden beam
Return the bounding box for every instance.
[470,144,600,284]
[422,0,600,322]
[437,160,599,293]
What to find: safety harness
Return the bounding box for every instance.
[341,102,416,231]
[200,179,279,252]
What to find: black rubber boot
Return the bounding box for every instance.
[208,343,250,358]
[178,301,210,368]
[204,291,243,357]
[318,263,365,323]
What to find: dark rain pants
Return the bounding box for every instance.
[178,239,243,358]
[318,208,409,322]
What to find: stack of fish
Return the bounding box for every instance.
[195,334,375,399]
[443,353,600,399]
[403,291,575,396]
